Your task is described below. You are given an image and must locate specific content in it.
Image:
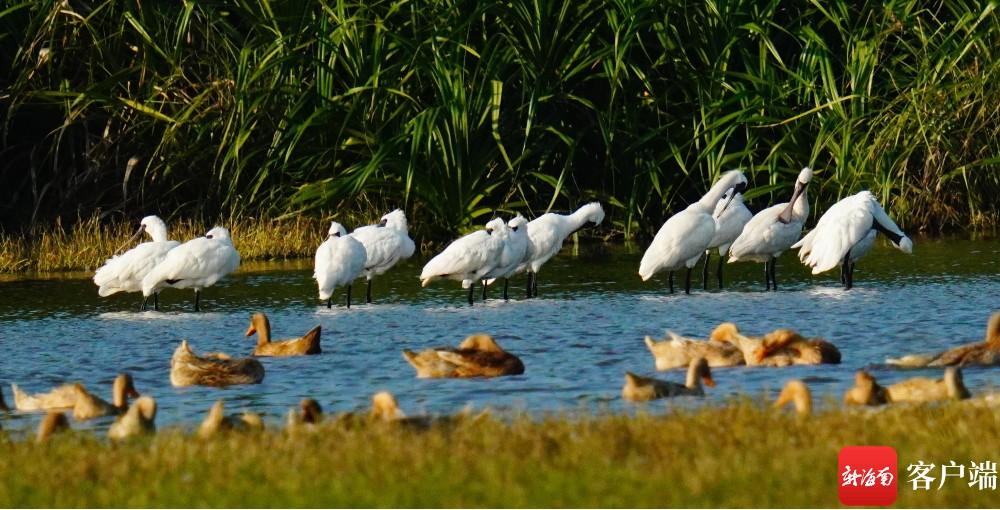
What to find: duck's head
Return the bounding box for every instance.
[986,312,1000,346]
[133,396,157,423]
[245,312,270,337]
[379,209,408,231]
[508,214,528,233]
[327,221,348,239]
[36,411,69,443]
[458,333,503,353]
[709,323,740,344]
[774,380,812,416]
[756,329,806,362]
[690,358,715,387]
[854,370,878,387]
[113,373,140,407]
[300,398,323,424]
[371,391,406,421]
[943,367,970,399]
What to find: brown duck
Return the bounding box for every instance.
[711,323,840,366]
[887,312,1000,367]
[170,340,265,387]
[885,367,971,403]
[71,373,140,421]
[198,400,265,438]
[403,334,524,378]
[622,358,715,402]
[245,312,321,356]
[843,370,889,406]
[773,380,812,416]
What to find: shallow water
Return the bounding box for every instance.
[1,236,999,433]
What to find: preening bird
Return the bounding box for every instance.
[314,221,367,308]
[702,190,752,289]
[639,170,748,294]
[791,191,913,289]
[93,215,180,310]
[141,227,241,311]
[517,202,605,298]
[420,218,506,305]
[350,209,416,303]
[728,167,813,290]
[482,214,529,301]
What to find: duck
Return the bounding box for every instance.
[886,311,1000,367]
[36,411,70,443]
[198,400,265,438]
[369,391,435,428]
[622,358,715,402]
[71,373,140,421]
[773,380,812,416]
[843,370,889,406]
[170,340,265,387]
[245,313,321,356]
[643,331,745,370]
[885,367,971,403]
[286,398,324,429]
[710,323,840,366]
[402,334,525,378]
[108,396,157,440]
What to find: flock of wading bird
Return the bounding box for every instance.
[5,166,983,444]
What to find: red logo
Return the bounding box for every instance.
[838,446,898,506]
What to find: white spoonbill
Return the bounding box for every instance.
[701,190,752,289]
[482,214,529,301]
[420,218,505,305]
[517,202,604,298]
[315,221,368,308]
[639,170,748,294]
[93,215,180,311]
[349,209,416,303]
[728,167,813,290]
[141,227,241,311]
[791,191,913,289]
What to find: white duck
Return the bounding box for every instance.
[791,191,912,289]
[727,167,813,290]
[639,170,748,294]
[516,202,604,298]
[482,214,529,301]
[349,209,416,303]
[93,215,180,310]
[702,190,752,289]
[314,221,368,308]
[141,226,241,311]
[420,218,505,305]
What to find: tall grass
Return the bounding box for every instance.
[2,401,999,507]
[2,0,999,237]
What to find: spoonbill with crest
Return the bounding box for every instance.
[420,218,505,305]
[141,226,241,311]
[315,221,368,308]
[93,215,180,311]
[349,209,415,303]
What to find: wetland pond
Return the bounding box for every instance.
[1,237,998,433]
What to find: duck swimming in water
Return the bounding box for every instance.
[245,313,321,356]
[403,334,524,378]
[773,380,812,416]
[643,330,745,370]
[887,312,1000,368]
[622,358,715,402]
[842,370,889,406]
[170,340,265,387]
[885,367,971,403]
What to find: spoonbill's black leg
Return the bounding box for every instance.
[154,293,160,311]
[194,290,201,312]
[770,259,778,291]
[139,297,148,312]
[668,271,675,294]
[468,282,475,306]
[841,251,853,290]
[764,261,771,291]
[840,264,846,285]
[532,273,539,297]
[526,273,533,298]
[717,255,725,289]
[701,252,710,290]
[684,267,693,295]
[366,280,373,304]
[327,297,332,309]
[503,278,509,301]
[346,284,352,309]
[481,280,488,301]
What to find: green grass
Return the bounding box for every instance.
[2,0,1000,237]
[2,401,999,507]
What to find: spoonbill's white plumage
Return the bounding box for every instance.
[639,170,749,294]
[791,191,912,289]
[93,215,180,310]
[517,202,605,297]
[702,191,752,289]
[728,167,813,290]
[349,209,416,303]
[419,218,505,305]
[314,221,368,308]
[141,226,240,311]
[482,214,529,300]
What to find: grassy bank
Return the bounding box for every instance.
[2,401,998,507]
[2,1,1000,236]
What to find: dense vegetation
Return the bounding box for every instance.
[2,0,999,239]
[2,401,999,507]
